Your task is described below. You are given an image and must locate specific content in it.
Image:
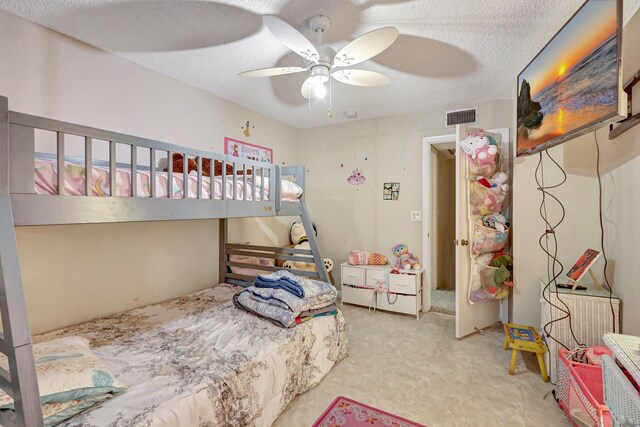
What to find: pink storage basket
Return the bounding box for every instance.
[557,348,612,427]
[468,181,506,220]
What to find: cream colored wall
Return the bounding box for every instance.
[592,9,640,336]
[511,7,640,335]
[298,100,513,286]
[435,152,455,291]
[0,11,299,334]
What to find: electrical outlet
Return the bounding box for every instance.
[410,210,422,222]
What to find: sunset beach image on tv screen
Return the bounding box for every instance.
[517,0,619,156]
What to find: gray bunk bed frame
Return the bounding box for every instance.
[0,96,329,426]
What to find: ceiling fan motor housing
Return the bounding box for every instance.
[310,65,330,82]
[309,15,331,33]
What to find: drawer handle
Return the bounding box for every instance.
[348,274,358,278]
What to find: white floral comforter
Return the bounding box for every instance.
[33,284,348,427]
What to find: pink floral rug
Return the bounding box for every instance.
[312,396,426,427]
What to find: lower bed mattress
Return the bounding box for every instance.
[34,157,303,201]
[32,284,348,426]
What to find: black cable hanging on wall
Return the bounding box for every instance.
[594,131,617,333]
[536,150,584,358]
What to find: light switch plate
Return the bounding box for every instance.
[410,210,422,221]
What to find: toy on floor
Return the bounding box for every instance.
[282,222,334,274]
[348,250,388,266]
[503,323,549,382]
[391,243,421,270]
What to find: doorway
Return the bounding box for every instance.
[422,127,511,338]
[429,143,456,315]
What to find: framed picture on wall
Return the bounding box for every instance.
[224,137,273,163]
[383,182,400,200]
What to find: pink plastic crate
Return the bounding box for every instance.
[558,349,612,427]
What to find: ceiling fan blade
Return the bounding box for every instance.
[333,27,399,67]
[301,77,328,99]
[238,66,307,78]
[263,15,319,63]
[332,69,390,87]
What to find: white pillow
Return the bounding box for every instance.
[281,179,303,198]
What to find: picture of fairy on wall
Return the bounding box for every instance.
[383,182,400,200]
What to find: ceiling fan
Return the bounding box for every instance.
[238,15,399,100]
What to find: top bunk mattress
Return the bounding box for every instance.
[33,284,347,427]
[34,156,303,202]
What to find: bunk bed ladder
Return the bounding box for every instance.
[0,96,44,426]
[300,203,330,284]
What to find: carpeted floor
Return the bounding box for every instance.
[273,304,571,427]
[431,289,455,315]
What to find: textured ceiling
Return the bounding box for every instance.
[1,0,636,129]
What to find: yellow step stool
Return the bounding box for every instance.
[503,323,549,382]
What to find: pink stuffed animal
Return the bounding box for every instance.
[474,144,498,166]
[460,130,498,167]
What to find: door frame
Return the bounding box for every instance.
[422,134,457,313]
[422,128,510,324]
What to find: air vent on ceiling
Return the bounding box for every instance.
[446,107,477,126]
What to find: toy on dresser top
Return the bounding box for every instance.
[391,243,421,273]
[348,250,388,266]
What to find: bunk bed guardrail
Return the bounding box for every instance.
[5,100,308,225]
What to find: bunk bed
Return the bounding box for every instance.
[0,96,341,426]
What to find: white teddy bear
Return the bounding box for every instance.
[282,222,333,273]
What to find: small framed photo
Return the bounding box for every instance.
[383,182,400,200]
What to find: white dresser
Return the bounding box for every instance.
[340,263,423,319]
[540,279,620,383]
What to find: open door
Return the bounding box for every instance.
[455,125,510,338]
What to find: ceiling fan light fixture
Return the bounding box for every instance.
[310,65,330,83]
[310,80,327,99]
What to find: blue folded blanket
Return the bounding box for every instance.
[254,270,305,297]
[254,270,334,299]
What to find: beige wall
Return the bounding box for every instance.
[435,151,455,291]
[0,11,299,334]
[512,8,640,335]
[298,100,513,286]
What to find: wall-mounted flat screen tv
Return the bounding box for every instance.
[517,0,625,157]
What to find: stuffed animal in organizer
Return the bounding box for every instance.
[489,172,509,192]
[282,222,334,274]
[476,172,509,192]
[391,243,421,270]
[348,250,388,266]
[482,213,510,232]
[460,131,498,167]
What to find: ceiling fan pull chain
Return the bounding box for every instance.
[328,75,333,118]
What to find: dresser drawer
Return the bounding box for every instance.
[342,266,365,286]
[342,284,375,307]
[376,292,419,315]
[389,273,418,295]
[366,269,389,289]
